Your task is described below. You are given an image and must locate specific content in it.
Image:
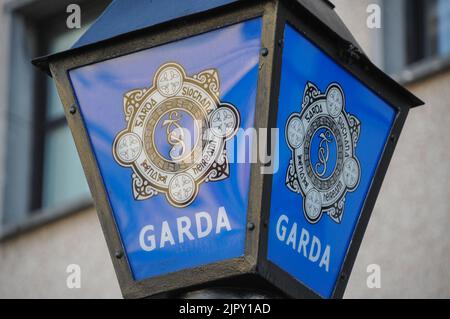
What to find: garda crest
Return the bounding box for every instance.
[285,82,361,224]
[113,63,240,208]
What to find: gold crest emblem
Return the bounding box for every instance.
[113,63,240,207]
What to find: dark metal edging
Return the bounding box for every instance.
[47,1,270,299]
[43,0,422,299]
[256,0,415,299]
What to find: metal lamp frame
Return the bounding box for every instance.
[39,0,421,299]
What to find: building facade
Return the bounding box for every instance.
[0,0,449,298]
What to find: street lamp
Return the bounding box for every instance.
[33,0,423,299]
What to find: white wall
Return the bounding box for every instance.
[0,208,121,298]
[333,0,450,298]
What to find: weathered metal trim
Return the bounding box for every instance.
[48,1,268,299]
[243,0,282,273]
[256,0,414,299]
[41,0,422,299]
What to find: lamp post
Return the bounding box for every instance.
[33,0,423,299]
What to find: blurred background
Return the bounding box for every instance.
[0,0,449,298]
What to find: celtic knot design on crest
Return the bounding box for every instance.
[285,82,361,224]
[113,63,240,208]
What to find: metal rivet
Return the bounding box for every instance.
[115,250,123,259]
[69,105,77,115]
[247,222,255,231]
[390,134,396,143]
[260,48,269,57]
[341,43,362,66]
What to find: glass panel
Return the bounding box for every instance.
[405,0,435,64]
[69,19,262,281]
[46,26,89,121]
[42,126,89,209]
[405,0,450,65]
[424,0,439,58]
[267,24,396,298]
[41,26,92,209]
[438,0,450,55]
[46,80,65,121]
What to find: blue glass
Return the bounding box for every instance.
[267,25,396,298]
[69,18,262,281]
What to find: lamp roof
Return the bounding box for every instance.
[32,0,424,107]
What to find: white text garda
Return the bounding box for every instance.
[139,206,232,252]
[276,214,331,272]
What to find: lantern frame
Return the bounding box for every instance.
[33,0,423,299]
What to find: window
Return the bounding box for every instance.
[33,21,91,211]
[437,0,450,56]
[406,0,450,65]
[2,0,111,228]
[383,0,450,75]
